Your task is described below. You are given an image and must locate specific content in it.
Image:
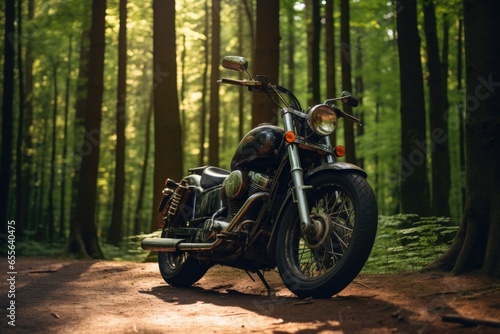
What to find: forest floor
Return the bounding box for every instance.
[1,257,500,333]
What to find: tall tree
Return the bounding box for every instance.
[48,62,59,241]
[396,0,431,215]
[152,0,183,229]
[16,0,28,240]
[198,0,209,166]
[209,0,220,166]
[252,0,280,126]
[306,0,321,105]
[340,0,356,164]
[325,0,337,147]
[108,0,127,246]
[0,0,15,231]
[423,0,451,217]
[431,0,500,277]
[68,0,106,258]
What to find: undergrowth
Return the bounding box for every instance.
[362,214,459,274]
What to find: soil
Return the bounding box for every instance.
[2,257,500,333]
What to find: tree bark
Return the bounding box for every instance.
[340,0,356,164]
[325,0,336,147]
[152,0,183,229]
[0,0,15,232]
[108,0,127,246]
[430,0,500,277]
[252,0,280,126]
[68,0,106,259]
[423,0,451,217]
[209,0,221,166]
[396,0,431,216]
[306,0,321,106]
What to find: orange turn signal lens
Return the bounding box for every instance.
[284,131,296,143]
[334,145,346,157]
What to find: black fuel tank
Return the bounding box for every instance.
[230,124,284,171]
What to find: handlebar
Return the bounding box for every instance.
[217,77,262,87]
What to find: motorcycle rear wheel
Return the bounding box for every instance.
[276,172,378,298]
[158,229,209,287]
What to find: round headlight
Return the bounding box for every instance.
[307,104,338,136]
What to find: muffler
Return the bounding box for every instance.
[141,192,269,252]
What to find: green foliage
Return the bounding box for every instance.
[363,214,459,274]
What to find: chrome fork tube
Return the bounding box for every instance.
[282,109,312,232]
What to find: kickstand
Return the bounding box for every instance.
[255,270,274,296]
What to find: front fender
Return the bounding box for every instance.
[304,162,367,180]
[266,162,367,258]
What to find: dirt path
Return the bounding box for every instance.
[1,257,499,333]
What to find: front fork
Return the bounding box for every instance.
[282,110,333,233]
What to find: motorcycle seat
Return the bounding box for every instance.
[200,166,230,189]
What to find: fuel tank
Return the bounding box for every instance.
[230,124,284,171]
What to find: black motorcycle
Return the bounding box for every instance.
[141,56,378,298]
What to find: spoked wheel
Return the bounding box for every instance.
[158,229,209,287]
[276,173,378,298]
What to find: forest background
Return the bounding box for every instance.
[1,0,498,276]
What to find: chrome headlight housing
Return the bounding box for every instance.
[307,104,338,136]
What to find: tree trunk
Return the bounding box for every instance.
[252,0,280,127]
[209,0,221,166]
[48,62,59,242]
[198,0,209,167]
[340,0,356,164]
[423,0,451,217]
[325,0,336,147]
[152,0,183,230]
[60,34,73,239]
[354,35,364,169]
[68,0,106,259]
[456,18,466,209]
[430,0,500,277]
[0,0,15,232]
[108,0,127,246]
[15,0,28,240]
[396,0,431,216]
[134,92,153,235]
[306,0,321,106]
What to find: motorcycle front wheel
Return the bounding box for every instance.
[276,172,378,298]
[158,229,209,287]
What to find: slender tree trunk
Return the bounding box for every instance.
[340,0,356,164]
[325,0,336,147]
[286,1,296,96]
[68,0,106,259]
[0,0,15,232]
[396,0,431,216]
[48,62,59,242]
[252,0,280,126]
[209,0,221,166]
[23,0,35,234]
[423,0,451,217]
[60,34,73,239]
[134,92,153,235]
[198,0,209,167]
[152,0,183,230]
[238,1,245,140]
[306,0,321,106]
[354,36,365,169]
[108,0,127,246]
[15,0,27,240]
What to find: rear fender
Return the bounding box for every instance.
[266,162,367,257]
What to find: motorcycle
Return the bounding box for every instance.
[141,56,378,298]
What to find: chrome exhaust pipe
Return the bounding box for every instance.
[141,192,268,252]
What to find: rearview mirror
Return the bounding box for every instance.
[222,56,248,72]
[341,91,359,107]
